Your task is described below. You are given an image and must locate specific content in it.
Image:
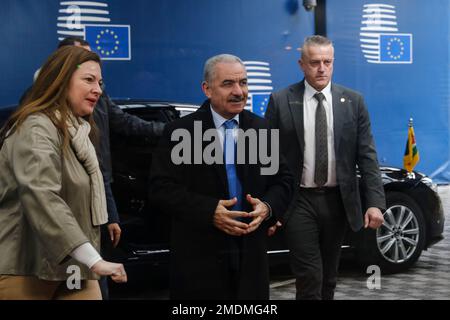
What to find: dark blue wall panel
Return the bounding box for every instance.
[3,0,449,181]
[327,0,450,182]
[1,0,314,105]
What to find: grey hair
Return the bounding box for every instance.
[300,35,334,59]
[203,54,245,82]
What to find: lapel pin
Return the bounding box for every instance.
[340,98,345,103]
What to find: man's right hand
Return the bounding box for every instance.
[268,221,282,237]
[107,223,122,248]
[213,198,250,236]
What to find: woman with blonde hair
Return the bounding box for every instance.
[0,46,127,300]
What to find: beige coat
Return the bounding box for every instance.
[0,113,100,281]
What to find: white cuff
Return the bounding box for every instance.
[70,243,102,269]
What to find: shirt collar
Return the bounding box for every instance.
[210,104,240,129]
[304,80,332,103]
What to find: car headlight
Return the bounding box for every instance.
[420,176,438,193]
[430,183,439,193]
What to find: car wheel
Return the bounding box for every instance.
[357,191,426,273]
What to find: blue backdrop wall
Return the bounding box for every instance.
[1,0,314,105]
[2,0,450,182]
[327,0,450,182]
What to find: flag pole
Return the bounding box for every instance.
[406,117,415,178]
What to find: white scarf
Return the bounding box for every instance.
[67,114,108,226]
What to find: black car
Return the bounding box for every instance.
[108,100,444,284]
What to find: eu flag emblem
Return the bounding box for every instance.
[379,33,412,63]
[252,94,270,117]
[85,25,131,60]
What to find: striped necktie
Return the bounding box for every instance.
[314,92,328,187]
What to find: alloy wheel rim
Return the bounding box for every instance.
[376,205,420,264]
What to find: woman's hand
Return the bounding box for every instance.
[91,260,127,283]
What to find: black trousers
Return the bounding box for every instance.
[285,186,347,300]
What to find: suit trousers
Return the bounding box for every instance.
[285,186,347,300]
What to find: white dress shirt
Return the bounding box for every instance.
[301,80,337,187]
[210,105,240,146]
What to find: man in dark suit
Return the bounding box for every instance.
[150,54,293,299]
[265,35,386,300]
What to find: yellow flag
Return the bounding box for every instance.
[403,123,419,173]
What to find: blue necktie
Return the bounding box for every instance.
[223,119,242,211]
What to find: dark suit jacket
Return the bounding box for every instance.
[149,100,293,299]
[265,80,385,231]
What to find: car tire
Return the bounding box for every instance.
[356,191,426,274]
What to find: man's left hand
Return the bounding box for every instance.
[364,207,384,229]
[107,223,122,247]
[245,194,269,234]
